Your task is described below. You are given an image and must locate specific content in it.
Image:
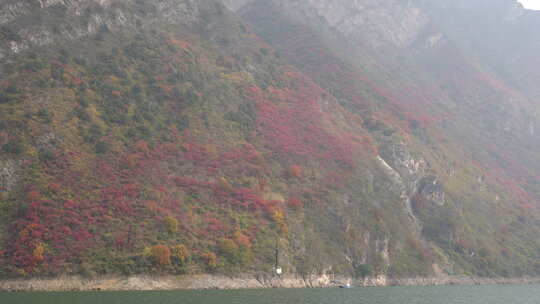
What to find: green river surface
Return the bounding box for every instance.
[1,284,539,304]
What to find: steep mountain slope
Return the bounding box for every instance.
[0,0,539,281]
[0,0,420,279]
[235,0,540,277]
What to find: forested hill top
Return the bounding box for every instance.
[0,0,540,280]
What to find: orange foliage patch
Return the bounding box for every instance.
[288,165,303,178]
[48,183,61,193]
[32,243,45,263]
[124,154,138,168]
[135,140,150,156]
[201,252,218,269]
[151,244,172,266]
[234,231,252,248]
[26,190,41,202]
[173,244,190,264]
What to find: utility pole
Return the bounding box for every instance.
[274,235,282,276]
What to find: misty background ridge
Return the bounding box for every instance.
[518,0,540,10]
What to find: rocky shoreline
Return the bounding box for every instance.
[1,274,539,292]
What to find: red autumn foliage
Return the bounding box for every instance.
[5,57,383,275]
[206,217,225,232]
[48,183,62,193]
[251,82,357,168]
[287,197,303,209]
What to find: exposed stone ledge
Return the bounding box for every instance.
[1,274,539,292]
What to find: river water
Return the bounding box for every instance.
[1,284,539,304]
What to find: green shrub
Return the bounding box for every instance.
[2,140,26,154]
[95,141,111,154]
[355,264,373,278]
[36,109,52,123]
[37,78,49,88]
[58,49,71,64]
[0,25,20,41]
[51,64,64,81]
[23,60,46,72]
[74,56,88,66]
[5,85,20,95]
[48,3,67,17]
[177,116,189,131]
[0,92,11,103]
[75,107,90,121]
[39,150,56,162]
[219,239,252,266]
[164,216,179,234]
[95,24,110,41]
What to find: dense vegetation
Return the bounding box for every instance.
[0,2,381,277]
[0,0,539,280]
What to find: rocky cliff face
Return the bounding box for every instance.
[0,0,206,61]
[301,0,429,49]
[234,0,432,50]
[222,0,251,11]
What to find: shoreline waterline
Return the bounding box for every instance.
[1,274,540,292]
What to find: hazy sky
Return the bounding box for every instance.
[519,0,540,10]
